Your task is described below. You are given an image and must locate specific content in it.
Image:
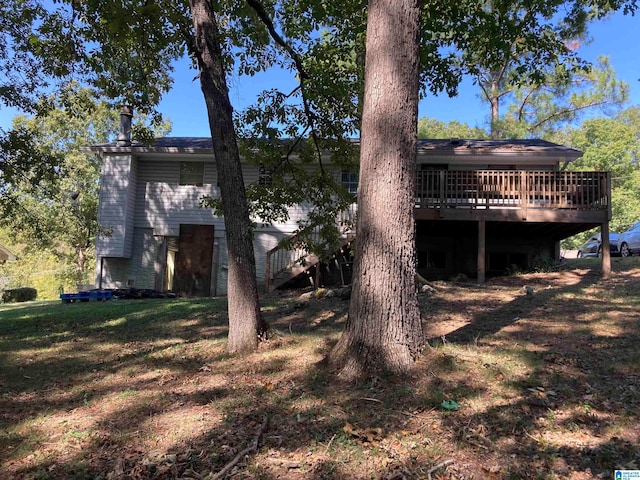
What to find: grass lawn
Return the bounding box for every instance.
[1,257,639,479]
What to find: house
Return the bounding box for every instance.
[87,116,612,296]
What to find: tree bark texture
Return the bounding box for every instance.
[490,76,500,139]
[189,0,267,352]
[330,0,423,378]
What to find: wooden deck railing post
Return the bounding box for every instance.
[520,171,527,220]
[439,170,445,212]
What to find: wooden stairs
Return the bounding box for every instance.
[264,207,356,292]
[264,234,355,292]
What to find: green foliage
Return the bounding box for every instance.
[418,117,488,139]
[1,287,37,303]
[0,234,76,299]
[502,57,629,139]
[0,1,50,113]
[446,0,636,139]
[0,86,170,286]
[562,107,640,232]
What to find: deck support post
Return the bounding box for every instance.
[477,220,486,284]
[601,223,611,279]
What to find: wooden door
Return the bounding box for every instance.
[173,225,214,297]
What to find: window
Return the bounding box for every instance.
[341,171,359,195]
[258,164,273,186]
[179,162,204,186]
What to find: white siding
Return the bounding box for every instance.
[96,153,137,258]
[138,161,178,183]
[137,160,218,185]
[135,183,225,234]
[96,154,343,295]
[96,228,158,289]
[136,229,158,288]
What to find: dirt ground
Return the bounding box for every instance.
[1,258,639,479]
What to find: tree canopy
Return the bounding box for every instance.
[0,85,171,287]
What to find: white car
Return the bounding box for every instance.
[618,221,640,257]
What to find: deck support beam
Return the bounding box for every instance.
[601,223,611,279]
[477,220,486,284]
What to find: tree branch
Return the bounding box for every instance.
[529,100,610,132]
[244,0,325,175]
[211,415,269,480]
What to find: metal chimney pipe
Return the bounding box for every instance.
[117,106,133,146]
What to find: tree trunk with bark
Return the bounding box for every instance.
[189,0,267,352]
[489,74,500,139]
[329,0,423,378]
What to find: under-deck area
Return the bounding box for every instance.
[414,170,612,281]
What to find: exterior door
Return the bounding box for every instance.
[173,224,214,297]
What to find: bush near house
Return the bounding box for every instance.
[1,287,37,303]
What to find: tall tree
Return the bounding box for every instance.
[329,0,423,378]
[418,117,488,139]
[425,0,636,139]
[498,56,629,138]
[189,0,266,351]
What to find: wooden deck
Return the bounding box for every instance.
[265,170,612,290]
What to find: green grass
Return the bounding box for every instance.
[0,297,228,396]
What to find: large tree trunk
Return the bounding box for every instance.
[329,0,423,378]
[189,0,267,352]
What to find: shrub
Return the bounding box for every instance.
[1,287,38,303]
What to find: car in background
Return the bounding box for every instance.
[577,232,620,258]
[618,221,640,257]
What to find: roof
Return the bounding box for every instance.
[414,139,581,157]
[0,244,17,262]
[85,137,582,159]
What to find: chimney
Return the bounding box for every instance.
[117,106,133,146]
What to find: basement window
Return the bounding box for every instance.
[179,162,204,186]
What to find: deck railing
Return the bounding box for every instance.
[416,170,610,210]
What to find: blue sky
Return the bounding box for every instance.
[158,10,640,137]
[1,11,638,136]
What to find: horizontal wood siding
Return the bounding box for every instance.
[135,229,157,289]
[123,158,138,258]
[96,154,137,258]
[137,160,179,183]
[135,183,224,234]
[138,160,218,185]
[96,228,158,289]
